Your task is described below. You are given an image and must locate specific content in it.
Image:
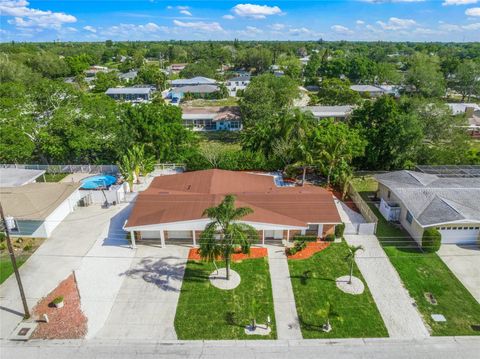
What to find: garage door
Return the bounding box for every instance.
[264,230,283,239]
[167,230,193,239]
[438,226,480,245]
[141,230,160,240]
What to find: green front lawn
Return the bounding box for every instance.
[352,177,480,336]
[0,255,27,284]
[37,173,68,182]
[174,258,276,340]
[288,242,388,338]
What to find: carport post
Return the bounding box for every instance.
[286,230,290,243]
[130,231,136,249]
[160,230,166,248]
[262,230,265,246]
[192,230,196,247]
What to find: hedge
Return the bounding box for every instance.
[335,223,345,238]
[292,235,317,242]
[422,228,442,253]
[324,233,335,242]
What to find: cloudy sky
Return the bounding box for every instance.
[1,0,480,42]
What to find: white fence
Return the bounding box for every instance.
[344,222,377,235]
[0,163,118,174]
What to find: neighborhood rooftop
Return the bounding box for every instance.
[301,105,354,118]
[105,87,153,95]
[375,170,480,226]
[0,182,81,221]
[181,106,241,121]
[171,77,216,86]
[0,168,45,187]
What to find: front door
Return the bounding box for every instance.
[264,230,283,239]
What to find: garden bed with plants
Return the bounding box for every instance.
[352,176,480,336]
[288,241,388,338]
[188,247,267,262]
[174,257,276,340]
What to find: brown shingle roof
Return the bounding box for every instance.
[126,169,340,228]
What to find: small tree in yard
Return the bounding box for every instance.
[335,223,345,238]
[422,228,441,253]
[199,195,258,280]
[345,245,363,284]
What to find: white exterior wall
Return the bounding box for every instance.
[39,189,80,238]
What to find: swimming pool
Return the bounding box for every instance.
[80,174,117,190]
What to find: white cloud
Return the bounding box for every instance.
[269,23,286,31]
[377,17,417,30]
[173,20,223,32]
[443,0,478,5]
[102,22,167,38]
[180,10,192,16]
[177,6,190,10]
[466,7,480,15]
[462,22,480,29]
[331,25,354,35]
[222,14,235,19]
[232,4,282,19]
[0,0,77,29]
[289,27,313,35]
[356,20,365,25]
[83,25,96,33]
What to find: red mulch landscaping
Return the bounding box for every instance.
[31,273,87,339]
[188,247,268,262]
[287,241,331,260]
[326,187,360,213]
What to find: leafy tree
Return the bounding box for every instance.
[350,96,423,170]
[26,52,69,79]
[304,52,322,86]
[65,54,93,75]
[278,55,302,82]
[405,53,445,98]
[179,60,217,79]
[199,195,258,280]
[346,56,375,84]
[136,64,167,90]
[317,78,360,105]
[375,62,402,84]
[345,245,363,284]
[92,72,120,93]
[449,60,480,101]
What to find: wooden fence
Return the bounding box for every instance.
[347,182,379,233]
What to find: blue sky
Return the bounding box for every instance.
[1,1,480,42]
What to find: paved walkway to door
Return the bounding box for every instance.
[266,245,302,340]
[96,245,190,340]
[344,235,430,338]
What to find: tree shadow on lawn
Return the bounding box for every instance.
[225,311,246,328]
[290,270,336,285]
[298,316,326,333]
[121,256,185,292]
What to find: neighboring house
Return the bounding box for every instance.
[84,65,109,77]
[171,76,216,88]
[226,74,251,96]
[169,84,220,100]
[118,70,138,83]
[301,105,354,121]
[105,86,155,102]
[124,169,341,247]
[350,85,398,97]
[0,168,45,187]
[181,106,242,131]
[447,103,480,138]
[299,56,310,66]
[167,63,187,74]
[375,170,480,246]
[0,182,82,238]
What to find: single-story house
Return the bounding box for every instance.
[124,169,341,247]
[226,75,251,96]
[169,84,220,100]
[181,106,242,131]
[301,105,354,121]
[171,76,216,88]
[105,86,154,102]
[84,65,109,77]
[168,63,187,74]
[447,103,480,138]
[375,170,480,245]
[350,85,398,97]
[0,168,45,187]
[0,182,82,238]
[118,70,138,83]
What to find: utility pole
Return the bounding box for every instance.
[0,202,30,319]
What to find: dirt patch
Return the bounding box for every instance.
[287,241,331,260]
[326,187,360,213]
[31,273,87,339]
[188,247,267,262]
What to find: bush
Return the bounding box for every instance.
[52,296,64,304]
[294,240,307,251]
[292,235,317,242]
[324,233,335,242]
[287,247,298,255]
[422,228,441,253]
[335,223,345,238]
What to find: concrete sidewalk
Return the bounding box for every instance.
[344,235,430,338]
[266,245,302,340]
[0,204,130,339]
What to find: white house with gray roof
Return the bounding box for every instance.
[375,171,480,245]
[301,105,354,121]
[105,86,154,102]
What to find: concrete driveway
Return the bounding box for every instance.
[96,245,190,340]
[438,244,480,303]
[0,204,131,339]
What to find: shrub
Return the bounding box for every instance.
[335,223,345,238]
[287,247,298,255]
[0,242,6,251]
[324,233,335,242]
[52,296,64,304]
[292,235,317,242]
[294,240,307,251]
[0,232,5,242]
[23,244,32,252]
[422,228,441,253]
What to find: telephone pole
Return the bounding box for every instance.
[0,202,30,319]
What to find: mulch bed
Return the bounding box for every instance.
[31,273,87,339]
[326,187,360,214]
[287,241,331,260]
[188,247,268,262]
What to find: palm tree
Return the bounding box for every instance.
[117,153,135,192]
[130,144,156,183]
[345,245,364,284]
[293,142,314,186]
[199,195,258,280]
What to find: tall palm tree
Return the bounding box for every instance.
[199,195,258,280]
[117,153,135,192]
[345,245,364,284]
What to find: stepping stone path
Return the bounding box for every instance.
[336,275,365,295]
[209,268,240,290]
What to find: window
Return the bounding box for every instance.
[406,211,413,225]
[387,190,391,199]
